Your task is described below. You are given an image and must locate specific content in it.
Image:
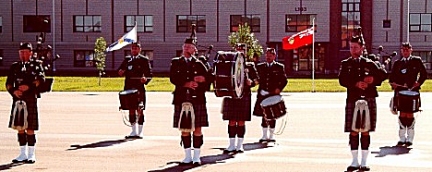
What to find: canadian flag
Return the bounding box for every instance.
[282,27,314,50]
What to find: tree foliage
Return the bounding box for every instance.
[94,37,107,85]
[228,23,263,60]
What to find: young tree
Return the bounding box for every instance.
[228,23,263,60]
[94,37,107,86]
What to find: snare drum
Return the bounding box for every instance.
[260,95,287,121]
[397,90,420,113]
[119,89,139,110]
[213,51,245,98]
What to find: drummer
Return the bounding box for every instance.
[222,43,259,153]
[389,42,427,147]
[118,42,153,138]
[253,48,288,143]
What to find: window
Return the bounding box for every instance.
[23,15,51,33]
[285,14,316,32]
[230,15,260,32]
[412,51,432,70]
[74,50,95,67]
[177,15,206,33]
[292,45,325,72]
[341,0,361,49]
[410,13,432,32]
[74,15,101,32]
[125,15,153,33]
[383,20,391,28]
[124,50,154,67]
[0,16,2,33]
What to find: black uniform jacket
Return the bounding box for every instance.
[170,56,209,105]
[338,56,386,100]
[6,60,45,99]
[118,54,153,91]
[256,62,288,94]
[389,56,427,92]
[244,62,259,95]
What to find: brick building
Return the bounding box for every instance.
[0,0,431,76]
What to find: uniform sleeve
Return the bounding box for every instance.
[143,59,153,85]
[338,60,356,88]
[5,64,16,96]
[416,58,427,85]
[169,59,183,86]
[117,59,127,72]
[278,65,288,91]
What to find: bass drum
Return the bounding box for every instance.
[213,51,245,98]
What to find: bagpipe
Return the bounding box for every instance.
[33,32,59,93]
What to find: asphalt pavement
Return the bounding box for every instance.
[1,91,432,172]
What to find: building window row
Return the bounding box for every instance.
[23,15,51,33]
[286,14,316,32]
[74,15,102,33]
[230,14,261,32]
[177,15,206,33]
[410,13,432,32]
[341,0,361,49]
[125,15,153,33]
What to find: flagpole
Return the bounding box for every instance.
[311,18,315,93]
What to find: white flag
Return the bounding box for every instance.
[106,25,137,52]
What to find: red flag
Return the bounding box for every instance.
[282,27,314,50]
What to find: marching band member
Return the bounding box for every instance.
[338,36,387,171]
[222,44,259,153]
[389,42,427,147]
[170,37,210,166]
[6,42,45,163]
[253,48,288,143]
[118,43,153,138]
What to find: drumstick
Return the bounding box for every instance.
[129,77,152,80]
[390,82,417,90]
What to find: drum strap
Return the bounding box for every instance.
[11,100,28,130]
[352,100,370,132]
[178,102,195,132]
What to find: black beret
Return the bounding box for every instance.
[184,38,197,46]
[19,42,33,50]
[266,48,276,54]
[401,42,412,48]
[350,35,364,46]
[131,42,141,48]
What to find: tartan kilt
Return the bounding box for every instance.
[344,98,377,132]
[9,98,39,130]
[173,103,209,128]
[222,95,252,121]
[253,95,271,117]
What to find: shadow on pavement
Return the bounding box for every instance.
[66,138,138,151]
[148,142,273,172]
[0,162,25,171]
[371,145,412,157]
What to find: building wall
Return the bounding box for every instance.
[0,0,431,75]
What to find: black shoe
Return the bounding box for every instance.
[12,159,27,163]
[259,139,267,143]
[25,159,36,164]
[267,139,276,142]
[179,161,192,166]
[125,135,142,139]
[346,166,359,171]
[192,161,201,166]
[359,166,370,171]
[223,149,235,154]
[405,142,413,147]
[396,141,405,146]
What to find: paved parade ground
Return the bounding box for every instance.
[1,91,432,172]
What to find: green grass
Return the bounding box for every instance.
[0,76,431,92]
